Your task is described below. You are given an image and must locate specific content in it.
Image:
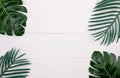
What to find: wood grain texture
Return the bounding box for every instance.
[1,0,119,78]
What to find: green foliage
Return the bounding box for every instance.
[0,48,30,78]
[89,0,120,45]
[0,0,27,36]
[89,51,120,78]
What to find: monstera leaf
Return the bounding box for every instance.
[0,0,27,36]
[89,51,120,78]
[89,0,120,45]
[0,48,30,78]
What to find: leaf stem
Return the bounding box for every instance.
[103,12,120,36]
[0,59,16,77]
[102,65,112,78]
[0,1,17,29]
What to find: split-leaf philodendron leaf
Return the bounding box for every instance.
[0,48,31,78]
[0,0,27,36]
[89,0,120,45]
[89,51,120,78]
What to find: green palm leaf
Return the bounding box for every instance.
[89,0,120,45]
[89,51,120,78]
[0,0,27,36]
[0,48,31,78]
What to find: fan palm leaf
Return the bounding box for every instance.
[89,51,120,78]
[0,48,31,78]
[0,0,27,36]
[89,0,120,45]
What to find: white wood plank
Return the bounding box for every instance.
[0,34,120,58]
[24,0,96,33]
[28,58,90,78]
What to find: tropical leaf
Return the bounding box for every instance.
[0,48,31,78]
[0,0,27,36]
[89,0,120,45]
[89,51,120,78]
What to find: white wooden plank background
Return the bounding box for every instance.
[1,0,120,78]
